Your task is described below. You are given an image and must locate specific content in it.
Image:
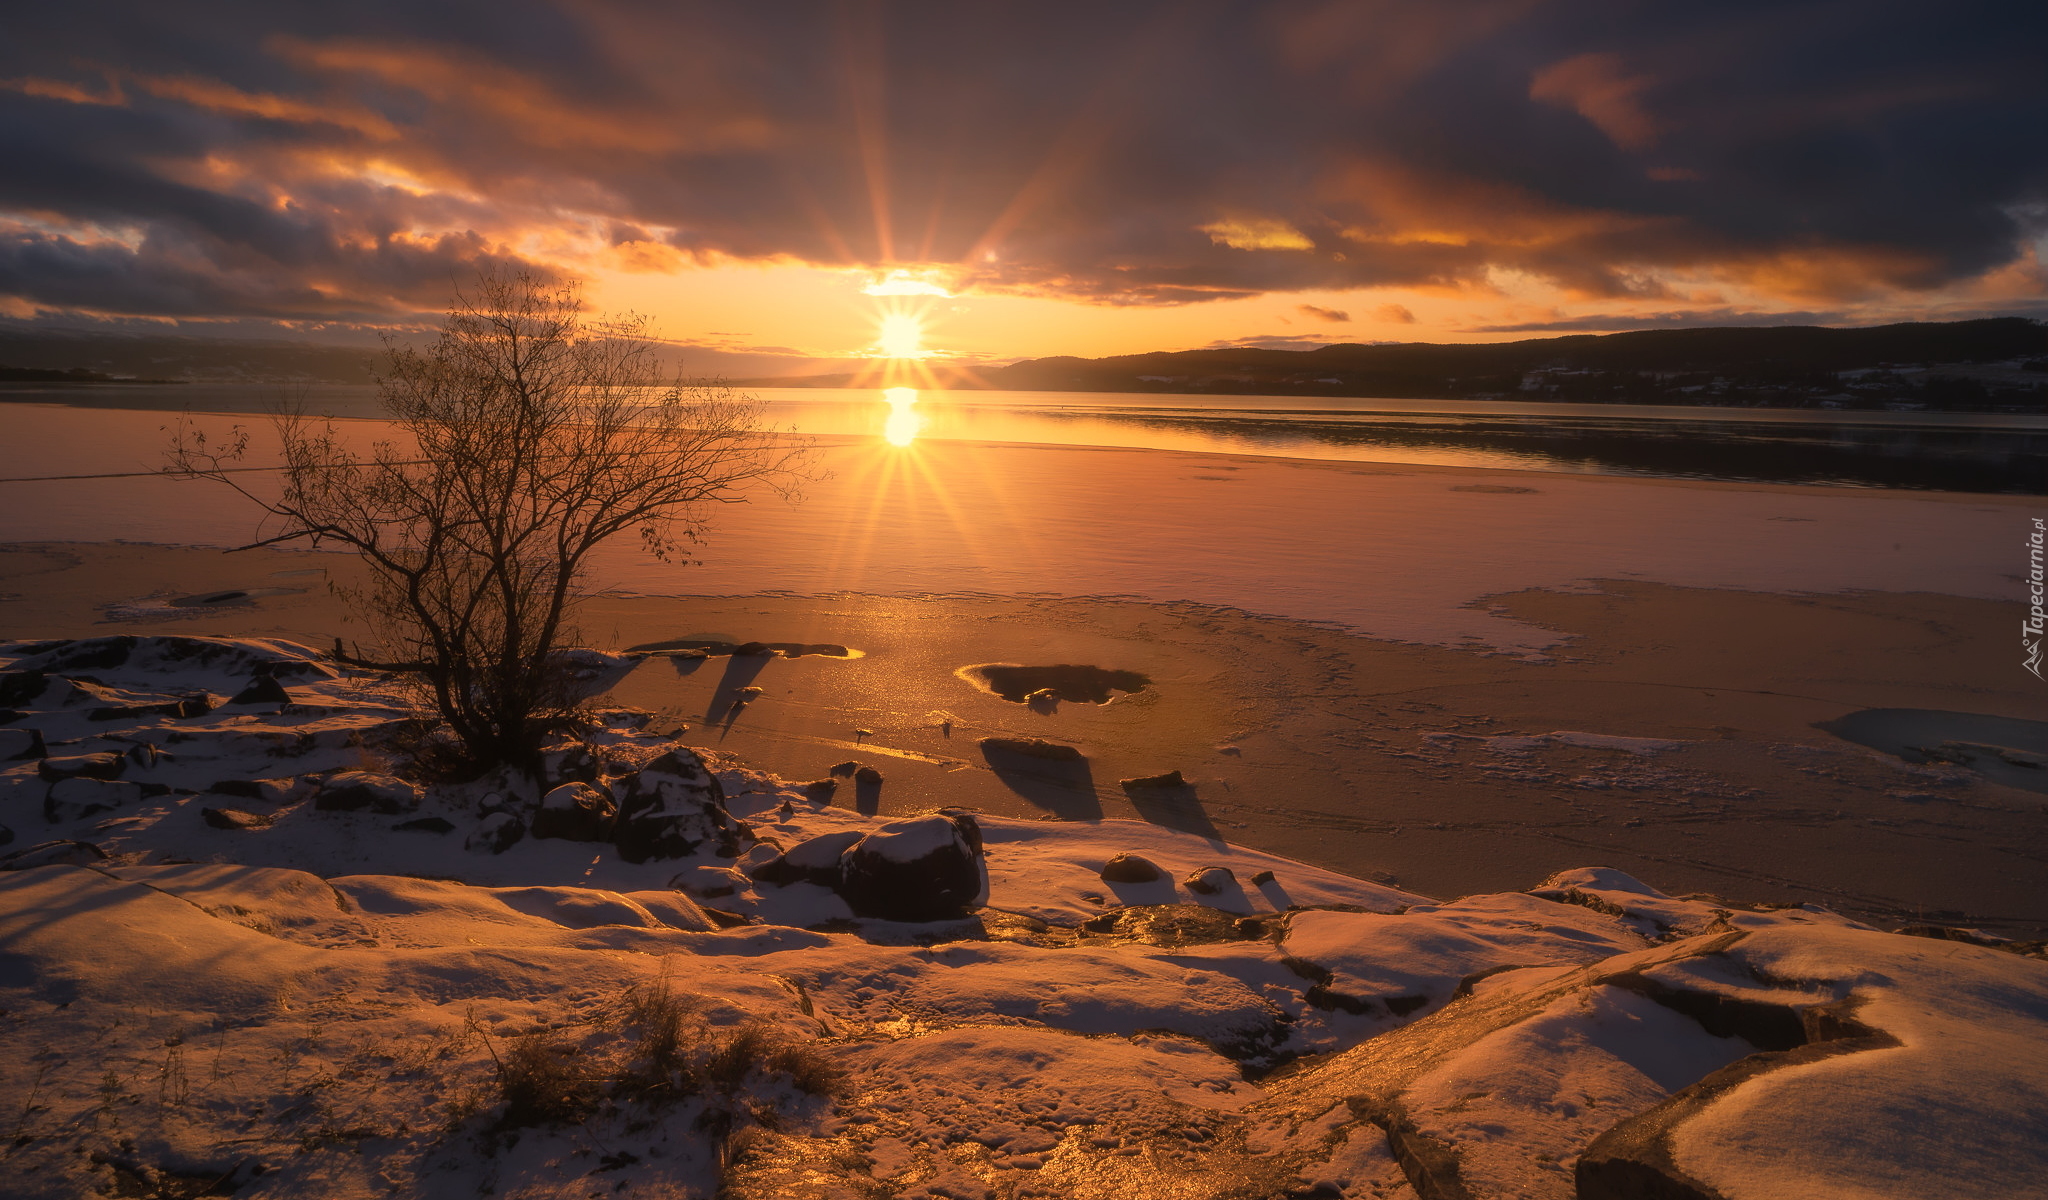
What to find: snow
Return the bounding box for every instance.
[0,634,2043,1198]
[1403,984,1759,1200]
[856,814,962,863]
[1668,927,2048,1200]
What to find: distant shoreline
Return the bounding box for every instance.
[0,367,185,385]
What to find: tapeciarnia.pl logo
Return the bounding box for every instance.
[2027,516,2045,680]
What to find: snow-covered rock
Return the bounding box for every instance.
[37,750,125,781]
[530,780,616,841]
[314,770,422,814]
[1101,851,1163,882]
[0,727,43,760]
[837,812,988,922]
[466,810,526,854]
[612,747,735,863]
[5,633,336,685]
[44,776,144,822]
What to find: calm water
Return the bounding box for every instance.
[4,382,2042,492]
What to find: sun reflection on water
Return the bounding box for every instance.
[883,387,921,446]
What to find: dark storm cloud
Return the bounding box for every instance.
[0,0,2043,323]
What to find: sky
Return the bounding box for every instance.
[2,0,2045,374]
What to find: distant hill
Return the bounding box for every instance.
[0,327,384,384]
[978,318,2048,412]
[0,364,183,384]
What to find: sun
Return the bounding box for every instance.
[877,312,925,359]
[882,386,920,446]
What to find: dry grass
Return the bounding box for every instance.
[707,1024,845,1099]
[492,1032,601,1128]
[462,981,844,1141]
[618,980,707,1098]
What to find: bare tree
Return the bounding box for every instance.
[168,270,806,771]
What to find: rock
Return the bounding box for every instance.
[837,813,988,922]
[8,635,335,681]
[466,811,526,854]
[750,829,864,887]
[1079,904,1264,948]
[1120,769,1187,790]
[1250,869,1276,886]
[828,761,861,777]
[548,647,644,680]
[225,675,292,707]
[393,816,456,834]
[539,739,599,787]
[802,778,838,803]
[733,641,773,656]
[591,707,655,731]
[207,778,297,805]
[0,671,51,707]
[125,743,163,771]
[0,727,44,760]
[853,765,885,786]
[0,839,106,870]
[735,686,764,701]
[979,736,1083,761]
[314,771,422,814]
[1184,866,1237,895]
[531,781,617,842]
[477,791,518,815]
[735,842,782,872]
[86,695,211,722]
[203,807,274,831]
[1099,853,1162,883]
[38,751,125,782]
[45,777,144,822]
[0,821,12,847]
[672,864,746,899]
[610,748,735,863]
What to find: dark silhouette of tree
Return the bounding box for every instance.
[168,270,807,770]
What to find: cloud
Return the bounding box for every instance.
[1297,303,1349,322]
[1375,304,1417,324]
[0,1,2041,330]
[1203,217,1316,252]
[1200,332,1363,350]
[1530,53,1660,151]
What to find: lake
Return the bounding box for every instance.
[2,382,2042,493]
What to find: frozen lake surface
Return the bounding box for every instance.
[5,382,2044,492]
[0,400,2028,648]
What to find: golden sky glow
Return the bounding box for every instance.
[0,4,2041,368]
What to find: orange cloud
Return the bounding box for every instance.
[1332,159,1663,253]
[612,239,687,273]
[1530,53,1661,151]
[272,36,775,155]
[1711,245,1953,302]
[1202,216,1316,251]
[136,74,396,138]
[0,75,124,106]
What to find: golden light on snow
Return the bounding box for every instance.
[882,386,921,446]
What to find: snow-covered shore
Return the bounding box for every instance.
[2,635,2045,1199]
